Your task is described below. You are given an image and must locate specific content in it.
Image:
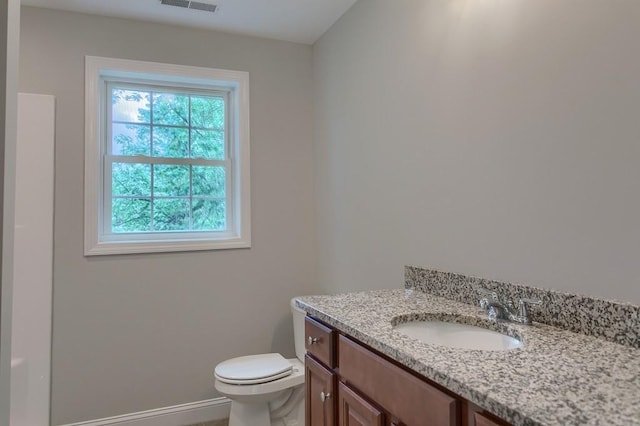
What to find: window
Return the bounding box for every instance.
[85,56,250,255]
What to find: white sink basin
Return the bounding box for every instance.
[393,320,523,351]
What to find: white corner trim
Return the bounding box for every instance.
[60,397,231,426]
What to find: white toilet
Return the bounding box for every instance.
[214,299,307,426]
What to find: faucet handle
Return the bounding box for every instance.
[478,288,498,310]
[517,298,542,324]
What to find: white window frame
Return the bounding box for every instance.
[85,56,251,255]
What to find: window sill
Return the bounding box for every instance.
[84,236,251,256]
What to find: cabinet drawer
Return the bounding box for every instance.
[339,335,459,426]
[305,316,336,367]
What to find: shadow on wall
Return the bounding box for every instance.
[271,310,296,358]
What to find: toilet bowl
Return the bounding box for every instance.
[214,299,307,426]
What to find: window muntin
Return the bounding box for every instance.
[104,83,231,237]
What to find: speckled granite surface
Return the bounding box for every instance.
[295,289,640,426]
[405,266,640,348]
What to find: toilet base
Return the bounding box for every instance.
[226,387,305,426]
[228,400,271,426]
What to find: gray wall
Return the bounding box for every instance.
[20,7,316,424]
[313,0,640,303]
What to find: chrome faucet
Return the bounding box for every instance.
[478,289,542,325]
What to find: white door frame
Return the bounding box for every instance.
[1,1,22,426]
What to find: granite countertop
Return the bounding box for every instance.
[295,289,640,426]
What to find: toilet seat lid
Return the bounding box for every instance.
[215,353,293,385]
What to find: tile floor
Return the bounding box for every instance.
[184,420,228,426]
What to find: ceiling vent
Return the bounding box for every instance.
[160,0,218,13]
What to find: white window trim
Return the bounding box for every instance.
[84,56,251,255]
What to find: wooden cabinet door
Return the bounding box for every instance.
[473,412,505,426]
[338,382,384,426]
[306,354,336,426]
[465,401,511,426]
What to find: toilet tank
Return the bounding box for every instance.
[290,298,307,362]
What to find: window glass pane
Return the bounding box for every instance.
[112,123,150,156]
[191,96,224,129]
[152,126,189,158]
[153,165,190,196]
[192,199,226,231]
[152,93,189,126]
[191,129,224,160]
[153,198,190,231]
[112,89,150,123]
[192,166,225,197]
[105,84,236,239]
[112,198,151,232]
[112,163,151,196]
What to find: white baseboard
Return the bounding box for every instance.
[60,397,231,426]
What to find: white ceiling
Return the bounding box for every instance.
[20,0,358,45]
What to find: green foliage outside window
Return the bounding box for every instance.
[110,88,227,233]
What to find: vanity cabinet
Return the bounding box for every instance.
[304,316,512,426]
